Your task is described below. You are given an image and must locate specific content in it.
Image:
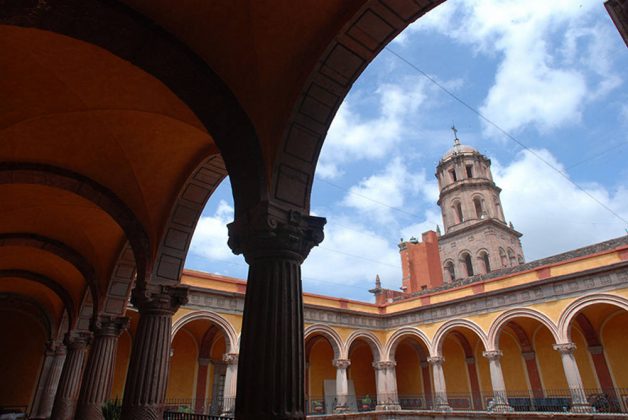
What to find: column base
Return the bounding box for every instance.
[375,403,401,411]
[435,403,452,411]
[570,403,592,413]
[490,402,514,412]
[333,405,349,414]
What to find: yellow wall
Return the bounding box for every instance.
[308,339,335,398]
[534,327,568,390]
[348,342,375,396]
[602,311,628,388]
[166,330,198,400]
[110,330,132,399]
[0,310,46,410]
[499,332,528,392]
[442,337,469,395]
[474,344,491,394]
[571,328,598,389]
[395,341,421,396]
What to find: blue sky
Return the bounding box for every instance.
[185,0,628,302]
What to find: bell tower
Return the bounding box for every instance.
[436,127,524,282]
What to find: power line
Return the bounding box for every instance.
[383,46,628,227]
[565,140,628,170]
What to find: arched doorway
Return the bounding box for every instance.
[305,335,336,414]
[347,336,379,411]
[387,331,432,410]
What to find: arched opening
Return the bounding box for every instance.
[347,338,377,411]
[454,202,464,224]
[461,252,474,277]
[478,251,491,274]
[305,335,337,414]
[436,327,486,410]
[473,197,484,219]
[499,248,508,268]
[391,336,432,410]
[444,261,456,282]
[507,248,516,267]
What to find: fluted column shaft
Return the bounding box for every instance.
[229,203,325,419]
[32,341,66,418]
[333,359,350,412]
[51,332,91,420]
[428,357,451,411]
[120,286,188,420]
[482,350,512,412]
[76,316,129,419]
[222,353,238,415]
[553,343,590,412]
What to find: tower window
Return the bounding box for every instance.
[473,197,484,219]
[462,253,474,277]
[507,248,516,266]
[466,165,473,178]
[449,169,457,182]
[499,248,508,267]
[444,261,456,282]
[454,202,464,223]
[480,251,491,273]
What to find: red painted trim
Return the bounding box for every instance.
[591,353,616,391]
[524,358,544,398]
[536,267,551,279]
[420,296,431,306]
[194,364,209,413]
[619,248,628,261]
[466,360,482,409]
[471,283,485,294]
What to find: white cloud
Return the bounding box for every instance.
[493,149,628,260]
[342,157,437,224]
[188,200,239,262]
[302,217,401,293]
[317,78,431,179]
[408,0,622,137]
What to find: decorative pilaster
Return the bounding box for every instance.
[372,361,400,410]
[228,202,325,419]
[553,343,591,413]
[332,359,350,412]
[427,357,451,411]
[419,361,433,408]
[76,316,129,419]
[222,353,238,415]
[32,341,66,419]
[50,331,92,420]
[482,350,512,412]
[121,285,188,419]
[521,351,544,398]
[194,358,211,414]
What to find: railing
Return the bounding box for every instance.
[163,398,234,418]
[164,413,233,420]
[304,388,628,415]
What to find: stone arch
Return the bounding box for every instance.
[271,0,447,212]
[0,163,151,286]
[558,293,628,343]
[384,327,431,361]
[0,293,56,341]
[344,330,383,361]
[476,248,491,274]
[443,259,456,282]
[453,200,464,224]
[0,233,99,320]
[171,310,239,353]
[459,250,474,277]
[472,194,485,219]
[304,324,343,360]
[507,248,516,266]
[432,319,489,357]
[488,308,560,351]
[0,269,75,331]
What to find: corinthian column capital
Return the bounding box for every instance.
[91,315,129,337]
[223,353,239,365]
[553,342,577,355]
[333,359,351,369]
[64,330,92,350]
[427,356,445,366]
[372,360,395,370]
[131,284,189,315]
[482,350,503,361]
[227,201,326,262]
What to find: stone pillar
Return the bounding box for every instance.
[419,361,433,408]
[121,286,188,419]
[427,356,451,411]
[332,359,350,412]
[32,341,66,419]
[372,361,400,410]
[521,351,544,398]
[553,343,591,412]
[194,358,210,414]
[50,331,92,420]
[228,203,325,419]
[482,350,512,412]
[76,316,129,419]
[222,353,238,415]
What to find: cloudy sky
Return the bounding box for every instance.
[185,0,628,301]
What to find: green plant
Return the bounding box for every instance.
[102,398,122,420]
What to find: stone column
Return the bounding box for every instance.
[333,359,350,412]
[419,361,433,408]
[228,203,325,419]
[76,316,129,419]
[32,341,67,418]
[50,331,92,420]
[121,285,188,419]
[553,343,591,412]
[482,350,512,412]
[222,353,238,415]
[194,358,210,414]
[372,361,400,410]
[521,351,544,398]
[427,356,451,411]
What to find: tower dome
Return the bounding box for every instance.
[441,138,479,161]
